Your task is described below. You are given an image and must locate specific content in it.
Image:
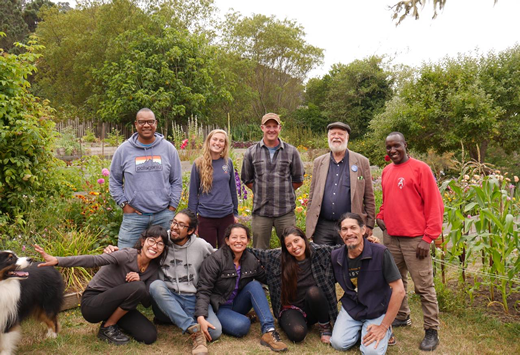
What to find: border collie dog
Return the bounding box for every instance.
[0,250,64,355]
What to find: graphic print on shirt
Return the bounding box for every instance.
[348,265,360,292]
[222,163,229,174]
[397,177,405,190]
[135,155,163,172]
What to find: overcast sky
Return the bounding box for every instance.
[60,0,520,79]
[215,0,520,78]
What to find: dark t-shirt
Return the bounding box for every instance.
[347,248,400,292]
[292,258,317,309]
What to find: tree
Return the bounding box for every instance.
[368,47,520,162]
[391,0,498,24]
[92,25,228,135]
[323,57,394,140]
[22,0,57,32]
[220,13,324,118]
[0,0,29,52]
[0,38,63,223]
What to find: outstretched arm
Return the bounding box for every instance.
[34,244,58,267]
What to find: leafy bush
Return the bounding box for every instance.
[0,38,65,226]
[55,126,81,155]
[105,128,124,146]
[82,128,97,143]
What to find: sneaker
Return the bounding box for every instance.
[97,323,129,345]
[260,330,288,352]
[419,329,440,351]
[392,316,412,327]
[316,322,332,344]
[187,324,208,355]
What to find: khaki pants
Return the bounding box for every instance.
[251,211,296,249]
[383,233,440,330]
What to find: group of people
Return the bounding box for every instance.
[34,108,445,354]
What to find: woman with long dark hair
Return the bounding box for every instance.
[35,225,169,345]
[250,226,338,344]
[188,129,238,248]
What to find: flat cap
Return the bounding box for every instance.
[327,122,351,134]
[261,113,281,125]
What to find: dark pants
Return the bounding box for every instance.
[198,213,235,248]
[279,286,330,342]
[312,218,342,246]
[81,282,157,344]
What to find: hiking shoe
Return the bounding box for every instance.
[316,322,332,344]
[187,324,208,355]
[419,329,440,351]
[97,323,129,345]
[260,330,288,352]
[392,316,412,327]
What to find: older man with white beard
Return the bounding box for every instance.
[306,122,375,245]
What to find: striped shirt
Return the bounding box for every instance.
[241,139,304,217]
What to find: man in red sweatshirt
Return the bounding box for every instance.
[376,132,443,352]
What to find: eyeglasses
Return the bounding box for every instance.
[146,237,165,248]
[171,221,189,229]
[136,120,156,126]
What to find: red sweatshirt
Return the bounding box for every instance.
[376,158,444,243]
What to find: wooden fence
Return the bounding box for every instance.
[54,118,134,139]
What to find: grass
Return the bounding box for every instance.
[16,286,520,355]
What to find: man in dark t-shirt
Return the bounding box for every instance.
[331,213,405,354]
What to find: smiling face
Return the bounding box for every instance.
[328,128,349,153]
[261,120,282,146]
[141,236,165,259]
[339,218,366,253]
[385,134,408,165]
[284,233,307,261]
[208,132,227,157]
[169,213,191,245]
[135,110,157,144]
[225,227,249,256]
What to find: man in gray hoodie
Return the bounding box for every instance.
[110,108,182,248]
[149,209,221,355]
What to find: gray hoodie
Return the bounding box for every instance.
[159,233,214,294]
[109,132,182,214]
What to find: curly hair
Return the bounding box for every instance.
[194,129,230,194]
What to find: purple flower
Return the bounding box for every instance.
[243,185,247,200]
[102,168,110,176]
[235,169,242,198]
[97,178,105,184]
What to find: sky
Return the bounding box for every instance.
[214,0,520,78]
[59,0,520,79]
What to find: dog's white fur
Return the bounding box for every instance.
[0,253,32,355]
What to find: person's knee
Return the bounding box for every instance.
[136,328,157,345]
[360,342,386,355]
[306,285,322,301]
[209,322,222,341]
[286,324,307,343]
[149,280,167,298]
[226,317,251,338]
[330,332,357,351]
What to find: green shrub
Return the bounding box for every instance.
[105,128,124,146]
[82,128,97,143]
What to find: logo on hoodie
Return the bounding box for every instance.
[135,155,163,172]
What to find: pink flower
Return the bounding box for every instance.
[467,215,472,219]
[384,155,391,162]
[97,178,105,184]
[22,245,26,252]
[102,168,110,176]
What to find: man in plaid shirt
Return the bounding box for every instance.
[241,113,305,249]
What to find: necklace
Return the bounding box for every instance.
[137,255,148,273]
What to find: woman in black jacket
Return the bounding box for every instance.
[195,223,287,352]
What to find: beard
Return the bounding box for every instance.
[328,139,348,153]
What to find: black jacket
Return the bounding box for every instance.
[195,245,266,318]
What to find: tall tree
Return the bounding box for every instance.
[0,0,29,52]
[220,12,324,118]
[22,0,57,33]
[323,57,394,139]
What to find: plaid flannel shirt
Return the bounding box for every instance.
[241,139,304,217]
[250,243,339,322]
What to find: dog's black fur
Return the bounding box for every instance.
[0,251,64,354]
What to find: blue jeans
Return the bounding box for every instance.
[216,280,275,337]
[330,306,391,355]
[118,209,174,248]
[149,280,222,340]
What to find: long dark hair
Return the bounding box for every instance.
[280,226,311,306]
[133,225,169,265]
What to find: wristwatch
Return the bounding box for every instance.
[119,201,128,209]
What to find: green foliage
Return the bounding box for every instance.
[369,46,520,162]
[440,157,520,313]
[105,128,124,147]
[55,126,80,155]
[0,38,66,225]
[323,57,394,140]
[82,128,97,143]
[0,0,29,52]
[22,0,57,32]
[36,228,104,291]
